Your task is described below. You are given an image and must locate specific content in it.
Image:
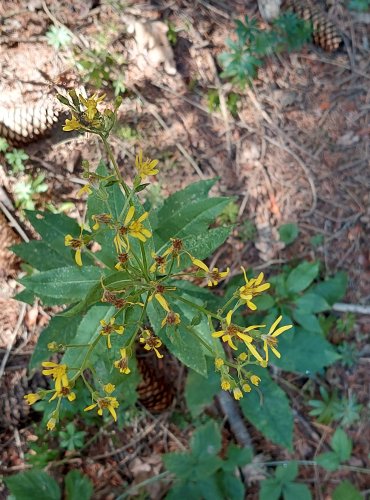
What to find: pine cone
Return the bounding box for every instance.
[0,97,61,146]
[283,0,342,51]
[136,348,178,413]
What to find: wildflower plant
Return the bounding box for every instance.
[16,91,294,430]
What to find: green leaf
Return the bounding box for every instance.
[275,461,298,482]
[311,272,347,305]
[292,311,323,333]
[283,482,312,500]
[331,428,352,462]
[30,314,82,370]
[223,444,253,472]
[259,478,282,500]
[253,294,275,311]
[65,470,93,500]
[332,480,362,500]
[62,304,114,368]
[20,266,105,304]
[316,452,341,471]
[4,470,61,500]
[184,226,231,261]
[163,453,197,480]
[272,327,339,374]
[294,293,330,313]
[185,365,220,417]
[239,367,293,449]
[191,420,222,458]
[286,261,319,294]
[278,223,299,245]
[220,472,245,500]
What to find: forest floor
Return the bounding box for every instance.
[0,0,369,498]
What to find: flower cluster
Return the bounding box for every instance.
[24,91,294,430]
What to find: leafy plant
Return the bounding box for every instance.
[46,25,72,49]
[0,137,9,152]
[26,440,59,468]
[337,341,359,368]
[58,422,86,451]
[163,420,251,499]
[219,200,239,224]
[336,313,355,334]
[5,148,29,173]
[238,219,256,241]
[309,386,340,424]
[278,223,299,245]
[219,13,311,86]
[316,428,353,471]
[332,480,362,500]
[5,469,93,500]
[13,174,48,210]
[259,461,311,500]
[309,388,362,428]
[166,20,178,45]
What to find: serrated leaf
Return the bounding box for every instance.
[332,480,362,500]
[292,311,323,333]
[283,482,312,500]
[294,293,330,313]
[278,223,299,245]
[163,453,196,479]
[311,272,347,305]
[316,451,341,471]
[239,367,293,449]
[331,429,352,462]
[286,261,319,294]
[223,444,253,472]
[20,266,105,304]
[4,470,61,500]
[30,314,82,370]
[259,478,282,500]
[185,366,220,417]
[272,327,339,374]
[274,461,298,482]
[184,226,231,261]
[191,421,222,458]
[65,470,93,500]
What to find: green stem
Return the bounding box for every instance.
[70,335,102,383]
[101,136,130,196]
[127,293,150,349]
[170,293,222,321]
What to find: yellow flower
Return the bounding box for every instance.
[135,149,159,180]
[42,362,69,392]
[77,184,92,197]
[100,317,124,349]
[79,93,106,122]
[150,252,168,274]
[84,396,119,421]
[221,379,231,391]
[47,417,57,431]
[49,385,76,402]
[233,388,243,400]
[115,252,129,271]
[92,213,112,231]
[261,316,293,363]
[140,330,163,359]
[161,310,181,328]
[239,267,271,311]
[242,383,252,393]
[114,348,131,374]
[250,375,261,386]
[212,310,264,359]
[63,116,82,131]
[162,238,184,266]
[192,258,229,287]
[65,233,84,266]
[103,383,116,394]
[215,358,224,370]
[238,352,248,362]
[114,206,151,252]
[24,393,41,405]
